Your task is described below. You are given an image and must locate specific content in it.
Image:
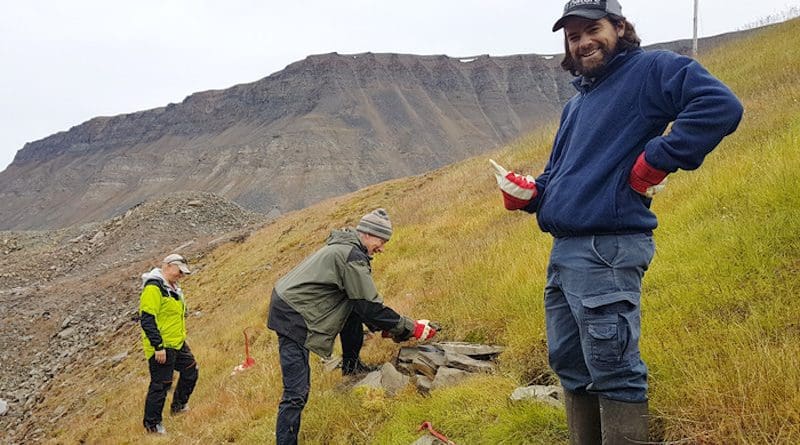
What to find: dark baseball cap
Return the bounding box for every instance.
[552,0,624,32]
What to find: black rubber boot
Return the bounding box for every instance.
[564,390,602,445]
[599,398,648,444]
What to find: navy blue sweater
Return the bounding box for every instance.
[526,49,743,236]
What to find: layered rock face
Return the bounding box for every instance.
[0,52,574,229]
[0,31,743,230]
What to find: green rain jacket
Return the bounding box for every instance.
[267,228,414,357]
[139,268,187,359]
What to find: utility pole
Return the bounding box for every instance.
[692,0,699,57]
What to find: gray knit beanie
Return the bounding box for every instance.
[356,208,393,241]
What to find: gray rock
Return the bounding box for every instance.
[411,435,447,445]
[174,240,195,251]
[110,352,128,366]
[444,351,495,373]
[414,375,433,393]
[434,342,504,358]
[395,361,415,375]
[352,364,410,395]
[431,367,469,390]
[57,328,77,339]
[89,231,105,244]
[510,385,564,408]
[353,370,383,390]
[418,350,447,368]
[0,399,8,416]
[379,363,410,395]
[411,357,438,380]
[397,345,442,363]
[397,347,419,363]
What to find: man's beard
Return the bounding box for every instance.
[575,45,619,78]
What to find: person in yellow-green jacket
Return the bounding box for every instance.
[139,253,197,435]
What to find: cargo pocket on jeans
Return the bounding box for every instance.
[581,292,639,369]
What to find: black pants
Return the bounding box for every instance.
[143,342,198,428]
[275,313,364,444]
[276,335,310,445]
[340,311,365,361]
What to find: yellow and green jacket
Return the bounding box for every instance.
[139,268,187,359]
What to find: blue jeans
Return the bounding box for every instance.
[544,234,654,402]
[276,336,310,445]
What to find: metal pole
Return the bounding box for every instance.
[692,0,699,57]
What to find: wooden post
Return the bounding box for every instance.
[693,0,699,57]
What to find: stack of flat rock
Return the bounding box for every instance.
[351,342,504,395]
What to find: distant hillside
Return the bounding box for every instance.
[0,29,763,230]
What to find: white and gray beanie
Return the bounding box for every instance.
[356,208,393,241]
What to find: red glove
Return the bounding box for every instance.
[412,320,437,341]
[490,159,537,210]
[629,152,668,198]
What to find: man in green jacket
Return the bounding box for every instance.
[139,254,198,434]
[267,208,438,445]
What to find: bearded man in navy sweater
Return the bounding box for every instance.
[492,1,743,443]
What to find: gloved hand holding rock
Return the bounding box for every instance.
[383,319,440,342]
[412,319,439,340]
[490,159,538,210]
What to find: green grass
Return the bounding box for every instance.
[43,18,800,444]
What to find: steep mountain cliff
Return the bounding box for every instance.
[0,52,572,229]
[0,32,751,230]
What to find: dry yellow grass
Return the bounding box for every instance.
[42,18,800,444]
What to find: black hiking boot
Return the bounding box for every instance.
[170,403,189,414]
[341,358,378,376]
[144,423,166,434]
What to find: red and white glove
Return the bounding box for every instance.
[629,152,668,198]
[412,319,438,341]
[490,159,537,210]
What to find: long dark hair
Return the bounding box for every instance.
[560,15,641,77]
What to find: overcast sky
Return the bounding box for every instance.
[1,0,798,171]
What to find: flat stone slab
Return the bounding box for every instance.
[398,345,443,362]
[380,363,410,395]
[431,367,470,390]
[444,351,495,373]
[411,357,437,380]
[418,350,447,368]
[434,342,504,358]
[354,370,383,390]
[510,385,564,408]
[353,363,410,395]
[414,375,433,393]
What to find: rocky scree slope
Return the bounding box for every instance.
[0,192,264,443]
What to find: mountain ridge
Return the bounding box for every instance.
[0,30,763,230]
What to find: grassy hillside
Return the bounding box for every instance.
[47,19,799,444]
